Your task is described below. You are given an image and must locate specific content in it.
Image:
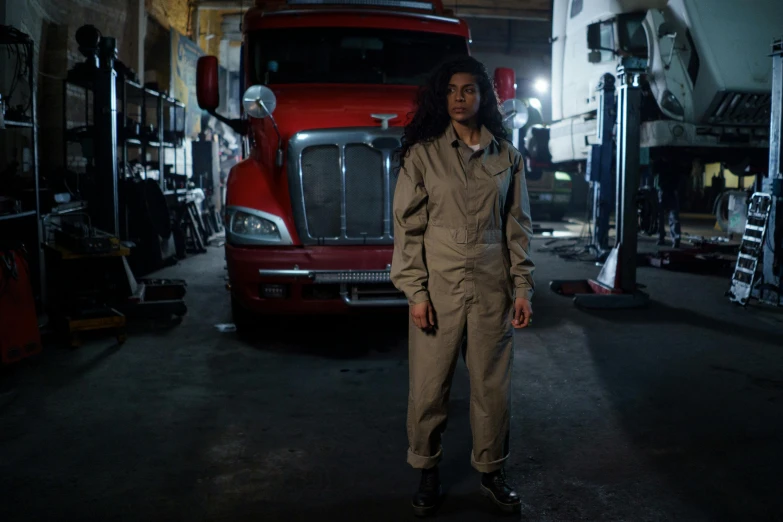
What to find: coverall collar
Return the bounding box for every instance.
[444,123,498,152]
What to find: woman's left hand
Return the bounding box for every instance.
[512,298,533,329]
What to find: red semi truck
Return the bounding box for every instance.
[196,0,522,325]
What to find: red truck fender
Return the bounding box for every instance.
[225,157,299,244]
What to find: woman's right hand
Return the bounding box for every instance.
[411,301,436,331]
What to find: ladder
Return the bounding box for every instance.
[728,193,773,305]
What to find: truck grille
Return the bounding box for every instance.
[288,128,402,245]
[705,91,771,126]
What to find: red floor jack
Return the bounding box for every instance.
[550,57,650,309]
[0,248,42,364]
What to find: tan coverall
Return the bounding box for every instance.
[391,124,535,473]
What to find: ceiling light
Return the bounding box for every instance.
[534,78,548,94]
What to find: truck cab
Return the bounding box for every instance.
[196,0,519,323]
[539,0,781,180]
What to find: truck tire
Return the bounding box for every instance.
[231,295,255,334]
[713,189,748,232]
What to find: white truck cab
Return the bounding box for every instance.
[540,0,782,175]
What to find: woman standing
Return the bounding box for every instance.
[391,56,535,517]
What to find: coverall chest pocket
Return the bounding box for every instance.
[481,159,513,202]
[480,157,513,181]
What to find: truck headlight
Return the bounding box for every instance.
[232,211,280,240]
[661,90,685,118]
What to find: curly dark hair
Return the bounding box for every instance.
[398,56,507,169]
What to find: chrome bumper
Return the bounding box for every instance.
[258,268,407,307]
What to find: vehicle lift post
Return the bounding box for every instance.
[586,73,616,254]
[759,37,783,306]
[550,57,650,309]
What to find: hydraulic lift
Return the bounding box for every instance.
[759,37,783,305]
[585,73,616,255]
[550,57,650,309]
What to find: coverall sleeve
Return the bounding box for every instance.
[505,156,536,301]
[391,153,430,305]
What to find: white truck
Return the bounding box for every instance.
[531,0,783,210]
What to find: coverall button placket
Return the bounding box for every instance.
[458,145,476,305]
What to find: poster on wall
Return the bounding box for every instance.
[170,29,204,138]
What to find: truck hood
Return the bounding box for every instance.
[265,84,417,137]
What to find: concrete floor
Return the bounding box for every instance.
[2,223,782,522]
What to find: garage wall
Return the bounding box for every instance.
[146,0,189,36]
[0,0,203,178]
[0,0,148,177]
[467,18,552,123]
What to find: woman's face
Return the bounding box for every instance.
[447,73,481,125]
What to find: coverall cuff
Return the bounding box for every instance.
[470,451,509,473]
[407,446,442,469]
[515,286,534,301]
[407,289,431,305]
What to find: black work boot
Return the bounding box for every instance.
[412,466,441,517]
[480,469,521,514]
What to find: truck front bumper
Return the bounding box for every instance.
[226,243,406,314]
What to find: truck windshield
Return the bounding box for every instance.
[249,27,468,85]
[618,13,648,58]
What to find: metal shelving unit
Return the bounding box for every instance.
[118,80,186,188]
[62,75,186,241]
[5,120,34,128]
[0,26,43,309]
[0,210,37,222]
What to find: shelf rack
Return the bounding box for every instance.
[62,72,187,241]
[0,25,43,309]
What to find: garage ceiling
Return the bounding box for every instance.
[194,0,552,20]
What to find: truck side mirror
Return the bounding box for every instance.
[195,55,247,136]
[588,50,602,63]
[587,22,602,50]
[196,56,220,112]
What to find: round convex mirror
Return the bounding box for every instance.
[242,85,277,119]
[501,99,529,129]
